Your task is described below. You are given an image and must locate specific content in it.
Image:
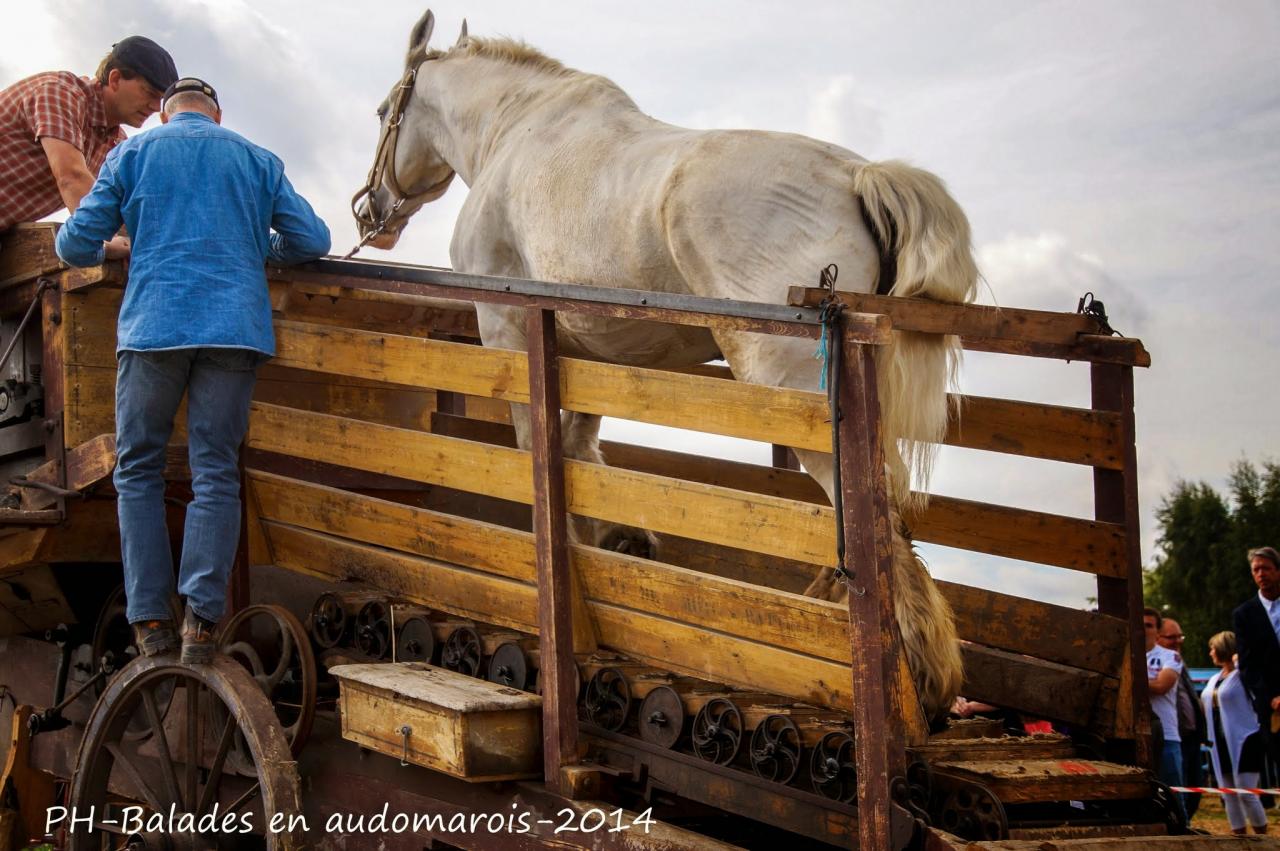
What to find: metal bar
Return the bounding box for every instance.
[269,261,892,344]
[836,326,908,851]
[1091,363,1151,768]
[0,278,53,374]
[526,308,579,790]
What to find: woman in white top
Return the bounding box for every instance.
[1201,631,1269,834]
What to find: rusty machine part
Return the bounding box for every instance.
[67,655,304,851]
[308,591,348,649]
[582,667,632,732]
[218,603,317,756]
[809,730,857,803]
[440,626,483,677]
[354,600,392,658]
[690,697,743,765]
[486,641,531,690]
[929,777,1008,841]
[395,615,436,663]
[749,714,802,784]
[637,685,685,750]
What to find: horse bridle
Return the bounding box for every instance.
[346,52,441,259]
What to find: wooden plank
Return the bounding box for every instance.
[946,395,1123,469]
[787,287,1151,367]
[0,223,62,289]
[837,334,907,851]
[1092,363,1149,759]
[269,278,480,339]
[938,580,1127,675]
[932,759,1150,803]
[526,308,586,788]
[910,495,1128,578]
[272,319,834,451]
[264,520,852,709]
[959,643,1110,729]
[246,402,835,567]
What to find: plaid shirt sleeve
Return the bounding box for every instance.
[23,74,87,151]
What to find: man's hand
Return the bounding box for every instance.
[103,236,131,260]
[1271,695,1280,712]
[39,137,96,213]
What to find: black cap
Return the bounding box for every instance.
[109,36,178,92]
[162,77,219,109]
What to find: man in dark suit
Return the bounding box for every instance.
[1233,546,1280,771]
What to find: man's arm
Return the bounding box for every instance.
[38,137,96,213]
[1233,606,1270,718]
[54,167,125,268]
[267,170,331,265]
[1148,666,1178,696]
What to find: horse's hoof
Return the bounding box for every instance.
[599,527,659,560]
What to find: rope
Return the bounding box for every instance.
[812,264,853,587]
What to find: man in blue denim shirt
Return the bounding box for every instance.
[56,77,330,663]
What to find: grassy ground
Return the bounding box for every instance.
[1191,793,1276,835]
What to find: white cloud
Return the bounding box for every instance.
[806,74,883,155]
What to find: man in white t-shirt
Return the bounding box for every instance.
[1145,606,1186,822]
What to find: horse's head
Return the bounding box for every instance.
[352,10,461,251]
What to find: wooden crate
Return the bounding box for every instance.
[331,662,542,782]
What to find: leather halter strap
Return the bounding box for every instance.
[347,53,440,255]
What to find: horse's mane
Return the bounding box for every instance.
[421,36,630,101]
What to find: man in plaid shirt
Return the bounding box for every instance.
[0,36,177,257]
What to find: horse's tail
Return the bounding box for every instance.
[853,160,979,507]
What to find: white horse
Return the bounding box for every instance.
[354,11,977,719]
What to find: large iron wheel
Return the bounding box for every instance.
[68,655,303,850]
[218,604,317,756]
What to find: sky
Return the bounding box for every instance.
[3,1,1277,610]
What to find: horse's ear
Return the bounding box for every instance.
[408,9,435,58]
[456,19,468,45]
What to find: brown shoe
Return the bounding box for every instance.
[180,606,218,665]
[132,620,178,657]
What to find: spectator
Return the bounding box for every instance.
[1145,606,1186,820]
[1202,631,1269,834]
[1233,547,1280,772]
[1158,616,1208,817]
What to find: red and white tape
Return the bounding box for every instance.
[1169,786,1280,796]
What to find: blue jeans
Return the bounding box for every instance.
[1158,739,1188,823]
[115,348,262,625]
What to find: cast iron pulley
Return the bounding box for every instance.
[582,667,631,732]
[933,780,1007,841]
[691,697,742,765]
[637,685,685,749]
[308,592,347,649]
[441,626,483,677]
[486,642,530,690]
[810,730,857,803]
[354,600,391,659]
[749,713,802,784]
[396,616,436,663]
[218,604,317,756]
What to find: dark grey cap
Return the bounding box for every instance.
[110,36,179,92]
[162,77,219,109]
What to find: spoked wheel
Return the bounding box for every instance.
[440,627,482,677]
[307,592,347,650]
[353,601,391,659]
[750,714,802,783]
[809,730,857,803]
[218,605,317,756]
[582,668,631,732]
[691,698,743,765]
[68,655,303,851]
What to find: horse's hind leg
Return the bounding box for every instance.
[562,412,661,559]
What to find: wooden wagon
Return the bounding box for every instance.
[0,223,1263,849]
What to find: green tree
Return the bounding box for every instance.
[1145,460,1280,666]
